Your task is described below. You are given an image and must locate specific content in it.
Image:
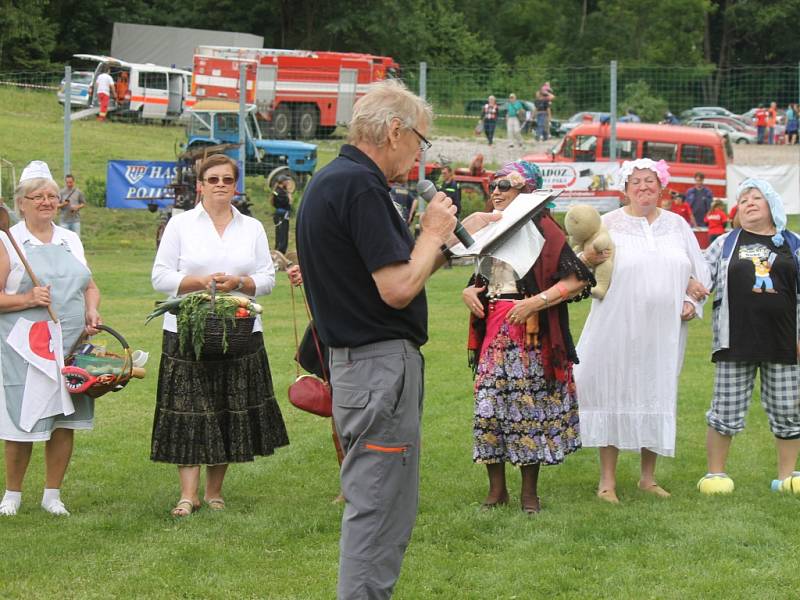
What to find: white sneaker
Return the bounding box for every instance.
[42,498,70,516]
[0,498,19,516]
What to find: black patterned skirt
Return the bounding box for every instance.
[150,331,289,465]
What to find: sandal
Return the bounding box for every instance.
[638,482,671,498]
[597,488,620,504]
[171,499,198,517]
[204,498,226,511]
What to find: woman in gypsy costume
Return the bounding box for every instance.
[462,161,595,514]
[0,161,102,517]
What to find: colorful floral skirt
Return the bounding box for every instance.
[473,301,581,466]
[150,331,289,465]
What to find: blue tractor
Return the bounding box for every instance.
[185,100,317,189]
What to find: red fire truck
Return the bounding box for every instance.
[191,46,400,139]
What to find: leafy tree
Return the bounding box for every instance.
[0,0,57,70]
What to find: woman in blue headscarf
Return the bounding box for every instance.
[698,179,800,495]
[461,160,595,514]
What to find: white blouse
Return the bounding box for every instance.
[1,222,89,294]
[151,203,275,333]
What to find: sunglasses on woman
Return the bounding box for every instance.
[204,175,236,185]
[488,179,515,193]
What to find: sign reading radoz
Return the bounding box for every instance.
[106,160,178,209]
[538,162,623,214]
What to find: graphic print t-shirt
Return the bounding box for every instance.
[714,230,797,364]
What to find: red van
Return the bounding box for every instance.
[523,122,731,197]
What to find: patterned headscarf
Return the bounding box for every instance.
[737,178,786,246]
[615,158,670,190]
[494,160,543,193]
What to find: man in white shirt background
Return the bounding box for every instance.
[93,65,117,121]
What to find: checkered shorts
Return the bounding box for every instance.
[707,361,800,439]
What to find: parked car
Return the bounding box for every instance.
[680,106,740,122]
[688,115,755,133]
[56,71,93,107]
[686,119,757,144]
[558,111,610,135]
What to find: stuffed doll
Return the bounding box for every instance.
[564,204,614,299]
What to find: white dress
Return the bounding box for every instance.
[575,208,710,456]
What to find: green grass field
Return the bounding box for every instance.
[1,88,798,599]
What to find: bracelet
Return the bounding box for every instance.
[539,292,549,308]
[555,282,569,301]
[440,244,453,259]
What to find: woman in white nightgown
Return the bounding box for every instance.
[575,159,710,504]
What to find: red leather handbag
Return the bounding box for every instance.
[288,284,332,417]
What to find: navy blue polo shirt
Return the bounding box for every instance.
[296,144,428,348]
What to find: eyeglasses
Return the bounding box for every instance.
[204,175,236,186]
[488,179,515,193]
[409,127,432,152]
[24,194,59,204]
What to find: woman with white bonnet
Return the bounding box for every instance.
[575,158,710,503]
[0,161,102,516]
[698,179,800,495]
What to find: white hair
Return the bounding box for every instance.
[14,177,59,215]
[348,80,432,147]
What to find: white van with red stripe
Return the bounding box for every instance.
[73,54,193,121]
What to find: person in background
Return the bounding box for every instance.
[506,93,525,148]
[785,102,798,145]
[389,183,418,231]
[767,101,778,145]
[534,90,551,142]
[0,160,102,517]
[698,179,800,496]
[58,174,86,238]
[93,65,117,122]
[151,154,288,517]
[754,104,768,144]
[704,199,729,243]
[272,175,292,255]
[482,95,499,146]
[440,165,462,219]
[575,158,710,504]
[686,172,713,225]
[669,191,695,226]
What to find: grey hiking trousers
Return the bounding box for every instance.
[330,339,424,600]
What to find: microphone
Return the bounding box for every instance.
[416,179,475,248]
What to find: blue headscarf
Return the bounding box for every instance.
[736,178,786,246]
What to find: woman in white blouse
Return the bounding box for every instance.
[151,154,288,517]
[575,159,710,504]
[0,161,101,517]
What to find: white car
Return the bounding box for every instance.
[56,71,93,107]
[687,119,757,144]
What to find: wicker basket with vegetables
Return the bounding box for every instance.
[146,290,263,360]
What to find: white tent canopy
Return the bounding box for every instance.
[726,164,800,215]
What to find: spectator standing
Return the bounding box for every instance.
[440,165,462,218]
[58,174,86,237]
[754,104,768,144]
[505,93,525,148]
[686,172,713,225]
[534,90,551,141]
[93,66,116,122]
[669,192,695,226]
[785,102,798,145]
[767,101,778,145]
[481,96,499,146]
[389,183,418,229]
[271,175,292,254]
[704,199,729,243]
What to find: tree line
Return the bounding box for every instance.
[1,0,798,72]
